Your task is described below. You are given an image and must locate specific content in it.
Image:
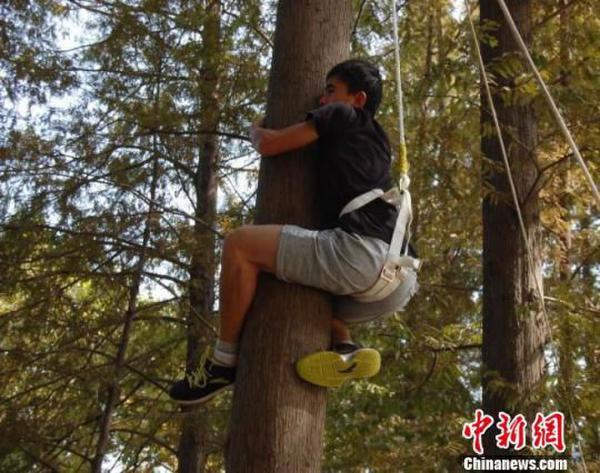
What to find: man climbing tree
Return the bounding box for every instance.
[169,1,419,471]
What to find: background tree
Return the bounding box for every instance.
[175,1,222,471]
[478,0,550,453]
[1,0,269,470]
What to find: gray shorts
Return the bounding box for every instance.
[275,225,418,325]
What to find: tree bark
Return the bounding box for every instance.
[557,0,575,448]
[177,2,222,472]
[226,1,353,471]
[479,0,549,454]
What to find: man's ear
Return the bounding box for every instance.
[354,91,368,109]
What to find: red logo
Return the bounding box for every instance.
[495,412,527,450]
[532,412,566,452]
[463,410,566,453]
[462,409,494,454]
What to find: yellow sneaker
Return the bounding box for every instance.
[295,344,381,388]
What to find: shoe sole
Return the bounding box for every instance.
[172,383,234,406]
[295,349,381,388]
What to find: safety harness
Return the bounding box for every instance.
[338,0,421,303]
[340,175,420,303]
[251,2,422,304]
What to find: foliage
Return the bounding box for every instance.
[0,0,598,471]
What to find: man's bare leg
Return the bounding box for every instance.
[217,224,282,349]
[331,318,353,345]
[169,224,283,403]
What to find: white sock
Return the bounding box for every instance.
[213,339,237,367]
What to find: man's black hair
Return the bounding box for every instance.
[326,59,383,116]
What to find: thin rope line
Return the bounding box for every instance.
[390,0,405,145]
[496,0,600,210]
[568,403,589,472]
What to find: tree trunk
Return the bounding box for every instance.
[479,0,549,454]
[91,84,163,473]
[226,1,352,471]
[557,0,575,449]
[177,2,222,472]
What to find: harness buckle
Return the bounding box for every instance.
[381,266,398,283]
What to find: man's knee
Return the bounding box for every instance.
[222,225,255,262]
[222,224,281,273]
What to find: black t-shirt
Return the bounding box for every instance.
[306,102,400,245]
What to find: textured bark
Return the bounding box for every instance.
[557,0,574,444]
[479,0,549,454]
[225,1,353,471]
[177,2,221,472]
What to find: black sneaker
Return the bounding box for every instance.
[169,357,235,405]
[333,342,363,355]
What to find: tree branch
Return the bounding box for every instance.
[351,0,369,39]
[111,428,177,455]
[534,0,583,30]
[406,352,437,394]
[544,296,600,318]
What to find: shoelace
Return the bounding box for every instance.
[185,346,212,388]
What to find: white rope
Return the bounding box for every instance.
[568,403,589,473]
[465,3,588,469]
[390,0,405,145]
[496,0,600,210]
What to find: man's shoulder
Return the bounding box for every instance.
[310,102,356,121]
[307,103,358,137]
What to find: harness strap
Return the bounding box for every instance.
[388,187,412,259]
[339,186,420,302]
[339,189,384,217]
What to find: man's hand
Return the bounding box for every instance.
[248,119,319,157]
[249,117,265,153]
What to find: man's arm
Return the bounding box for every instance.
[251,120,318,157]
